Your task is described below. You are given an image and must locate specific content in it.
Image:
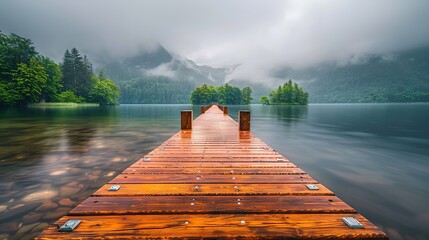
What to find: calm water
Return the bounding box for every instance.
[0,103,428,240]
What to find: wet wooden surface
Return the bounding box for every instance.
[37,105,388,239]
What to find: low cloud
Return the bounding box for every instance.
[1,0,429,83]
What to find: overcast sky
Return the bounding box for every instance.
[1,0,429,82]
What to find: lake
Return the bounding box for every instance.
[0,103,428,240]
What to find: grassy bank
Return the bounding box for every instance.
[28,102,100,108]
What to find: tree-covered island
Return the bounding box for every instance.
[260,80,309,105]
[190,84,252,105]
[0,32,120,106]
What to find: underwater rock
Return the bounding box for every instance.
[58,198,74,207]
[35,201,58,212]
[16,222,39,235]
[22,213,43,224]
[0,205,6,213]
[22,190,57,202]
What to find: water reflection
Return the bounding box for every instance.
[0,105,179,240]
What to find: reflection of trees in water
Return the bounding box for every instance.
[0,122,63,165]
[64,107,118,153]
[0,106,119,163]
[263,105,308,126]
[66,125,97,153]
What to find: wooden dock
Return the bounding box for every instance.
[37,105,388,239]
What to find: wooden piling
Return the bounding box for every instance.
[239,110,250,131]
[181,110,192,130]
[223,106,228,115]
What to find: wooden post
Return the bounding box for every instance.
[223,106,228,115]
[239,111,250,131]
[181,110,193,130]
[201,106,206,114]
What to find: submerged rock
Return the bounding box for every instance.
[50,170,67,176]
[59,198,74,207]
[23,213,43,224]
[60,186,81,196]
[22,190,57,202]
[16,222,39,235]
[0,203,39,222]
[0,205,7,213]
[41,207,70,220]
[35,201,58,212]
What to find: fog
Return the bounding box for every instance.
[1,0,429,82]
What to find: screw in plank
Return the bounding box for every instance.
[240,220,246,225]
[184,221,189,225]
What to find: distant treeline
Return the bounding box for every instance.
[260,80,308,105]
[0,32,120,106]
[191,84,252,105]
[118,77,195,104]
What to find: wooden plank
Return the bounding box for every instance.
[122,167,306,174]
[130,161,298,168]
[92,183,333,196]
[69,196,355,215]
[37,214,388,240]
[110,173,316,184]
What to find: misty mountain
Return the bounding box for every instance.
[273,47,429,103]
[102,46,266,103]
[101,45,429,104]
[104,46,227,84]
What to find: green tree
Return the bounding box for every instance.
[58,90,85,103]
[39,56,62,102]
[88,73,120,105]
[11,57,47,104]
[259,96,270,105]
[241,87,253,104]
[217,84,242,105]
[61,48,93,98]
[266,80,308,105]
[190,84,217,104]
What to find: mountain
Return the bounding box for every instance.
[102,46,263,104]
[273,47,429,103]
[101,45,429,104]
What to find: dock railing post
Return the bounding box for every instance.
[181,110,193,130]
[239,110,250,131]
[223,106,228,115]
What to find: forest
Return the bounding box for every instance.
[190,84,252,105]
[0,32,120,106]
[260,80,308,105]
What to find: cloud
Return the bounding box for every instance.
[1,0,429,83]
[145,62,176,78]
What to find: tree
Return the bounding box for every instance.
[88,74,120,105]
[217,84,242,105]
[12,57,47,104]
[259,96,270,105]
[190,84,217,105]
[61,48,93,98]
[58,90,85,103]
[39,56,62,102]
[241,87,253,104]
[190,84,252,105]
[265,80,308,105]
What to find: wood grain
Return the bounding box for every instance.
[37,214,388,239]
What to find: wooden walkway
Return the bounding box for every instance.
[38,105,388,239]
